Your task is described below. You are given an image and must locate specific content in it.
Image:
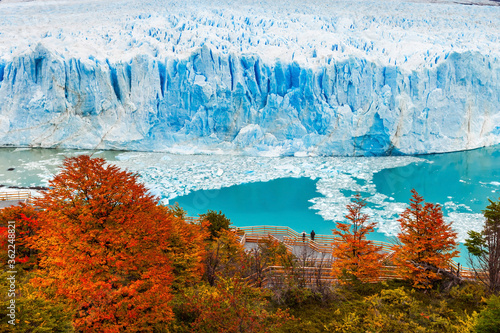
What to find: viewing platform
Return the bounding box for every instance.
[235,225,476,285]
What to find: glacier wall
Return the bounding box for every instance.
[0,0,499,156]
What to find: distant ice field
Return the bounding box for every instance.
[1,0,498,69]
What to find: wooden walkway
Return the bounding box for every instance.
[236,225,476,285]
[0,191,32,209]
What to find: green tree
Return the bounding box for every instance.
[168,202,188,219]
[179,277,292,333]
[465,198,500,294]
[474,295,500,333]
[199,210,232,239]
[0,271,74,332]
[203,229,245,286]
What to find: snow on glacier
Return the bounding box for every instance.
[0,0,499,156]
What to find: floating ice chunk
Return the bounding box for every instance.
[445,213,485,243]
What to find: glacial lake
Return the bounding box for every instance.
[2,146,500,265]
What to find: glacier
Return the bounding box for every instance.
[0,0,499,156]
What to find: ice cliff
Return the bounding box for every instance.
[0,0,499,156]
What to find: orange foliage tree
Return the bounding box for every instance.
[163,205,209,291]
[394,189,459,289]
[30,155,177,332]
[331,194,383,284]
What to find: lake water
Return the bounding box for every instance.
[374,146,500,214]
[1,146,499,265]
[174,177,335,234]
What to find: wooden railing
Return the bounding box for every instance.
[258,262,482,287]
[236,226,297,238]
[283,236,332,253]
[239,232,246,245]
[448,261,476,279]
[237,225,395,253]
[270,234,293,253]
[185,216,199,224]
[260,264,404,287]
[0,191,31,202]
[237,225,478,281]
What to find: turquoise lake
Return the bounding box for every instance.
[373,145,500,213]
[174,177,332,234]
[1,146,500,266]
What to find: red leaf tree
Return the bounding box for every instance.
[0,204,39,268]
[30,155,176,332]
[394,189,459,289]
[331,194,383,284]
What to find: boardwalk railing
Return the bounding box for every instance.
[236,225,478,282]
[239,232,247,246]
[236,225,335,250]
[0,191,31,201]
[237,225,394,254]
[185,216,199,224]
[283,236,331,253]
[448,261,476,279]
[260,264,402,287]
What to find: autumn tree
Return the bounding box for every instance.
[465,197,500,294]
[203,228,246,286]
[30,155,177,332]
[162,205,209,291]
[394,189,459,289]
[0,204,72,331]
[0,204,39,269]
[331,194,383,284]
[246,235,294,288]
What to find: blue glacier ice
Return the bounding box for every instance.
[0,0,499,156]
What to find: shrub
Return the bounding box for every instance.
[474,295,500,333]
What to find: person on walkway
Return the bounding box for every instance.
[302,231,306,242]
[310,230,316,241]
